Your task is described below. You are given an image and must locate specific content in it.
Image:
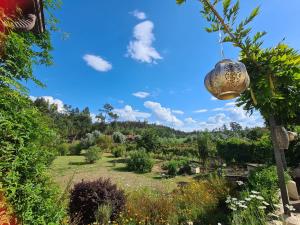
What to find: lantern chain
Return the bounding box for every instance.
[218,24,225,59]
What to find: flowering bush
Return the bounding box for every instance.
[173,176,230,223]
[227,190,272,225]
[116,189,177,225]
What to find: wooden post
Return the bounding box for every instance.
[269,115,291,216]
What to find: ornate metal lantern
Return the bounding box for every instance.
[204,59,250,100]
[0,0,45,34]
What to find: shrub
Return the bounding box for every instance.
[69,141,82,155]
[69,178,125,225]
[57,143,70,156]
[227,193,268,225]
[127,150,154,173]
[80,130,102,149]
[112,131,126,144]
[248,166,291,207]
[173,176,230,223]
[96,135,113,152]
[0,88,66,224]
[163,158,190,176]
[117,189,178,225]
[112,145,126,158]
[85,146,102,164]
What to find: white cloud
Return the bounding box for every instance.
[225,102,236,107]
[132,91,150,99]
[144,101,183,127]
[31,96,65,113]
[185,117,196,124]
[211,96,218,101]
[172,110,184,115]
[131,10,147,20]
[83,54,112,72]
[127,20,162,63]
[114,105,151,121]
[212,107,225,112]
[194,109,208,113]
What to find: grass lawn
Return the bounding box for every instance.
[50,153,193,193]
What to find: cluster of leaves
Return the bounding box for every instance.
[0,0,62,90]
[69,178,125,225]
[0,88,65,224]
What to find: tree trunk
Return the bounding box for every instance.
[280,149,288,171]
[269,115,291,216]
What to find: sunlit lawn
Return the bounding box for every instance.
[50,153,193,193]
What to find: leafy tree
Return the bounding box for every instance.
[137,129,161,152]
[177,0,300,214]
[97,103,119,123]
[230,122,242,132]
[197,133,214,168]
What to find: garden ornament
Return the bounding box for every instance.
[204,59,250,100]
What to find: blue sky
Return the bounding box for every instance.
[28,0,300,131]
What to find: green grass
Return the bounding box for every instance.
[50,153,192,193]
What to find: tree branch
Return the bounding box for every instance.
[201,0,245,50]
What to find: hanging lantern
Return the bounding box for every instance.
[0,0,45,34]
[204,59,250,100]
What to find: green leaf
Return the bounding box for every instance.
[223,0,231,15]
[176,0,186,4]
[244,6,260,25]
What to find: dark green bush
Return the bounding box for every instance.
[85,146,101,163]
[69,141,82,155]
[69,178,125,225]
[127,150,154,173]
[112,131,126,143]
[217,137,273,164]
[163,158,190,176]
[112,145,126,158]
